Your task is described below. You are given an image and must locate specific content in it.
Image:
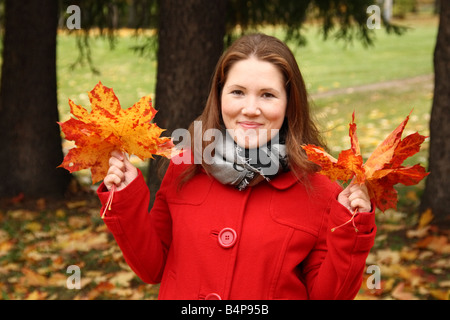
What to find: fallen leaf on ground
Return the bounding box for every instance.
[418,208,434,229]
[19,268,48,287]
[391,282,419,300]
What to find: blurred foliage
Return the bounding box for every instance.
[51,0,414,72]
[57,0,159,73]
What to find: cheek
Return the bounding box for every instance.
[221,96,239,122]
[263,104,287,126]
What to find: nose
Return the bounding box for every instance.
[241,97,261,116]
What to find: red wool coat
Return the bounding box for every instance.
[97,156,376,300]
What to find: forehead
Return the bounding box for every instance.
[225,57,285,88]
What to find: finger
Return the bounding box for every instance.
[349,184,369,199]
[104,174,122,190]
[123,156,138,173]
[348,189,369,203]
[350,182,368,194]
[110,150,125,161]
[340,183,352,197]
[107,166,125,180]
[348,180,365,190]
[109,156,126,172]
[350,198,371,212]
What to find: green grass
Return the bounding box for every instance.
[278,19,437,94]
[312,80,432,159]
[57,32,158,121]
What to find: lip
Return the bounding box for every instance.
[238,121,263,129]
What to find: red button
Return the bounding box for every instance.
[205,293,222,300]
[218,228,237,248]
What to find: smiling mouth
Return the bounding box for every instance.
[238,121,262,129]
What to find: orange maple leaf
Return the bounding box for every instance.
[302,111,429,212]
[58,82,175,184]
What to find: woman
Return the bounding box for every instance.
[98,33,376,300]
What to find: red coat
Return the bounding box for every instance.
[97,155,376,300]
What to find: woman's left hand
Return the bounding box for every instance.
[338,181,372,213]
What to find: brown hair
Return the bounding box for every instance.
[180,33,325,184]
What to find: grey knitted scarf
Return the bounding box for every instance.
[207,130,288,190]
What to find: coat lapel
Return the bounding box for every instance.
[268,171,299,190]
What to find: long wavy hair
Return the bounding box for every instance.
[179,33,326,185]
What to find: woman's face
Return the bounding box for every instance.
[221,57,287,149]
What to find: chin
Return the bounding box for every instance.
[234,135,268,149]
[227,127,278,149]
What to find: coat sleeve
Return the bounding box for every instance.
[301,185,376,300]
[97,163,175,285]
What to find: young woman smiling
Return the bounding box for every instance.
[98,33,375,300]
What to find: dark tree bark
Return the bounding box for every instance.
[420,0,450,225]
[147,0,227,205]
[0,0,71,199]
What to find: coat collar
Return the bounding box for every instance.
[173,150,300,190]
[267,170,299,190]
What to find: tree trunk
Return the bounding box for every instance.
[420,0,450,225]
[147,0,227,205]
[0,0,71,199]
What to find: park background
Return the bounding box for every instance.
[0,0,449,300]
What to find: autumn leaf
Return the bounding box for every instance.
[302,111,429,212]
[417,209,434,229]
[58,82,176,184]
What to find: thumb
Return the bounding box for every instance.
[341,179,355,196]
[343,176,358,193]
[122,154,138,178]
[123,154,133,170]
[337,179,356,211]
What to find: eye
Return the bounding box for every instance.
[262,92,275,98]
[230,90,244,96]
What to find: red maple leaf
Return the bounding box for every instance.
[58,82,176,184]
[302,111,429,212]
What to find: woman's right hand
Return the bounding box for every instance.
[104,150,138,191]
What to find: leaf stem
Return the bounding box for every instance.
[331,207,359,232]
[101,184,116,219]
